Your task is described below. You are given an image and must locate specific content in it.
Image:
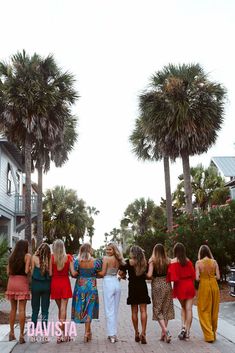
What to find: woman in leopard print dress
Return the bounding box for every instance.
[147,244,174,343]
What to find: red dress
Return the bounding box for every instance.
[51,254,73,299]
[167,260,195,300]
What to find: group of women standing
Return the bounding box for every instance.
[5,239,220,345]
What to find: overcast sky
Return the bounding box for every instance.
[1,0,235,248]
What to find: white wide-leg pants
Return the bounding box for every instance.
[103,276,121,337]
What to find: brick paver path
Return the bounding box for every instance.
[12,280,234,353]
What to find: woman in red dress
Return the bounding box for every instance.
[167,242,195,340]
[50,239,77,342]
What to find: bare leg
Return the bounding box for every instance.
[185,299,193,335]
[18,300,27,340]
[139,304,147,336]
[59,299,68,334]
[9,299,17,338]
[179,299,186,328]
[158,319,167,338]
[131,305,139,334]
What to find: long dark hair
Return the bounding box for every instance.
[173,242,187,266]
[151,243,170,275]
[9,239,29,274]
[35,243,51,275]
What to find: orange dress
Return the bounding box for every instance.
[167,260,195,300]
[51,254,73,299]
[197,258,220,342]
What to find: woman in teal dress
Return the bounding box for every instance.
[71,243,102,342]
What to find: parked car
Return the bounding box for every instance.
[228,267,235,297]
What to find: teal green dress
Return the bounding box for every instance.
[71,258,102,323]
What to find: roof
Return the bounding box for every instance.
[211,157,235,177]
[0,137,24,170]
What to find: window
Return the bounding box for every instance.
[7,163,13,195]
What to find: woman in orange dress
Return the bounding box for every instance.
[195,245,220,343]
[167,242,195,340]
[50,239,77,342]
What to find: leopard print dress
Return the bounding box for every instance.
[151,275,175,321]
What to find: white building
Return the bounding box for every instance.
[0,137,37,247]
[211,156,235,200]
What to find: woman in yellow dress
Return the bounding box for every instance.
[195,245,220,343]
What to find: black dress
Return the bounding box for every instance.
[120,259,151,305]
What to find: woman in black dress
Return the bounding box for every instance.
[119,245,150,344]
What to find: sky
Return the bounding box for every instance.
[1,0,235,248]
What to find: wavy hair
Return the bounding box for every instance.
[130,245,147,276]
[52,239,67,270]
[35,243,51,275]
[78,243,92,261]
[107,243,125,266]
[9,239,29,275]
[151,243,170,275]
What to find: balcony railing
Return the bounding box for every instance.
[15,194,38,215]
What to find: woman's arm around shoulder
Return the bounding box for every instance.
[97,256,108,277]
[69,255,78,277]
[146,261,154,279]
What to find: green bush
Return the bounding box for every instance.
[0,237,9,289]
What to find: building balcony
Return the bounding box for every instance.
[15,194,38,215]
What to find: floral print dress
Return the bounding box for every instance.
[71,258,102,323]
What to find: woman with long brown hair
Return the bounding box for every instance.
[196,245,220,342]
[147,244,174,343]
[167,242,195,341]
[31,243,51,341]
[119,245,150,344]
[5,239,31,344]
[50,239,77,343]
[71,243,102,342]
[98,243,125,343]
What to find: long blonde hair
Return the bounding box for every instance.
[35,243,51,276]
[130,245,146,276]
[151,243,170,275]
[52,239,67,270]
[107,243,125,266]
[79,243,92,261]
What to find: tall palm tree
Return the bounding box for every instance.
[139,63,226,214]
[32,115,78,246]
[0,51,78,245]
[130,118,173,231]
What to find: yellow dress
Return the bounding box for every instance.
[197,258,220,342]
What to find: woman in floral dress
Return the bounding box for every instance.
[71,243,102,342]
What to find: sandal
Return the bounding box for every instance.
[178,327,186,340]
[165,330,171,343]
[9,333,16,341]
[140,334,147,344]
[57,335,63,344]
[135,332,140,342]
[19,336,25,344]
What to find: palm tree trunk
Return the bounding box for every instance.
[163,156,173,231]
[24,134,32,247]
[37,157,43,247]
[181,151,193,214]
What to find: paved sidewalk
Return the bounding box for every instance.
[1,280,235,353]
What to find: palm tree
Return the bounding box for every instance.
[0,51,78,246]
[130,118,173,231]
[32,115,78,246]
[139,63,226,214]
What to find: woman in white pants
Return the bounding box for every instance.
[98,243,125,343]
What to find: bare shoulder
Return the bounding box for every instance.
[171,257,178,264]
[25,253,31,259]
